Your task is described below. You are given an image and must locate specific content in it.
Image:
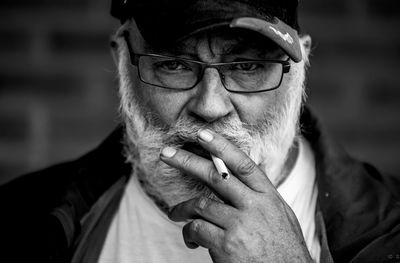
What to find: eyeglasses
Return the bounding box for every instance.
[124,36,291,94]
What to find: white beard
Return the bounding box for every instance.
[116,35,308,210]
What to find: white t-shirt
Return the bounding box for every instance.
[98,165,212,263]
[99,138,321,263]
[277,138,321,262]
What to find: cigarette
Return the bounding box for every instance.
[211,154,230,180]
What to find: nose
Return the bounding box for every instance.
[186,68,233,123]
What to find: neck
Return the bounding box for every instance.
[274,138,300,188]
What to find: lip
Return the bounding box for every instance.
[181,141,211,160]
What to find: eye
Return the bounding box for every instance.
[155,60,190,71]
[232,62,263,71]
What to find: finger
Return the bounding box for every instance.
[182,219,224,250]
[197,129,271,192]
[169,196,237,229]
[160,147,250,208]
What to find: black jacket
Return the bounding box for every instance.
[1,108,400,262]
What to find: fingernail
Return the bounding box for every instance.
[198,129,213,142]
[161,147,177,158]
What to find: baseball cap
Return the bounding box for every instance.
[111,0,302,62]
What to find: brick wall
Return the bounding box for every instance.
[0,1,120,183]
[0,0,399,184]
[300,0,400,179]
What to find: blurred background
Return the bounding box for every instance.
[0,0,399,184]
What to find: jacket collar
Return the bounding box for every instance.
[74,107,399,262]
[300,107,400,261]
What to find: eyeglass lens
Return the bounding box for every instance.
[138,55,283,91]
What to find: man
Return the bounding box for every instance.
[1,0,399,262]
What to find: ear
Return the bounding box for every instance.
[299,35,312,61]
[127,19,147,51]
[110,38,119,67]
[109,23,127,68]
[109,19,147,68]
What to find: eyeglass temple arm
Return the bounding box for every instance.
[282,60,291,73]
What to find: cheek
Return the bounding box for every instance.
[231,63,300,124]
[135,82,191,125]
[231,91,283,124]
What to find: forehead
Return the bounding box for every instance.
[146,28,282,57]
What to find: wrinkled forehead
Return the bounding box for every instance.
[146,27,283,58]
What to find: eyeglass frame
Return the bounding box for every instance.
[123,31,291,94]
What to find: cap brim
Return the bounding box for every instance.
[230,17,302,63]
[176,17,302,63]
[126,0,302,62]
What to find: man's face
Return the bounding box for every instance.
[132,28,293,129]
[117,24,308,209]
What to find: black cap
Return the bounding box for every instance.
[111,0,302,62]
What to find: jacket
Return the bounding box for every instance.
[1,108,399,262]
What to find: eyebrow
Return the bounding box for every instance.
[145,41,198,57]
[145,35,283,59]
[219,42,284,60]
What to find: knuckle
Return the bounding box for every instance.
[216,141,230,156]
[190,219,202,233]
[208,167,221,185]
[221,236,234,254]
[181,154,195,169]
[242,196,255,207]
[236,158,257,176]
[222,226,247,255]
[222,232,240,255]
[195,197,209,213]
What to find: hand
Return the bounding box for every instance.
[160,129,313,263]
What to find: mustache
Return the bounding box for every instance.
[157,115,255,151]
